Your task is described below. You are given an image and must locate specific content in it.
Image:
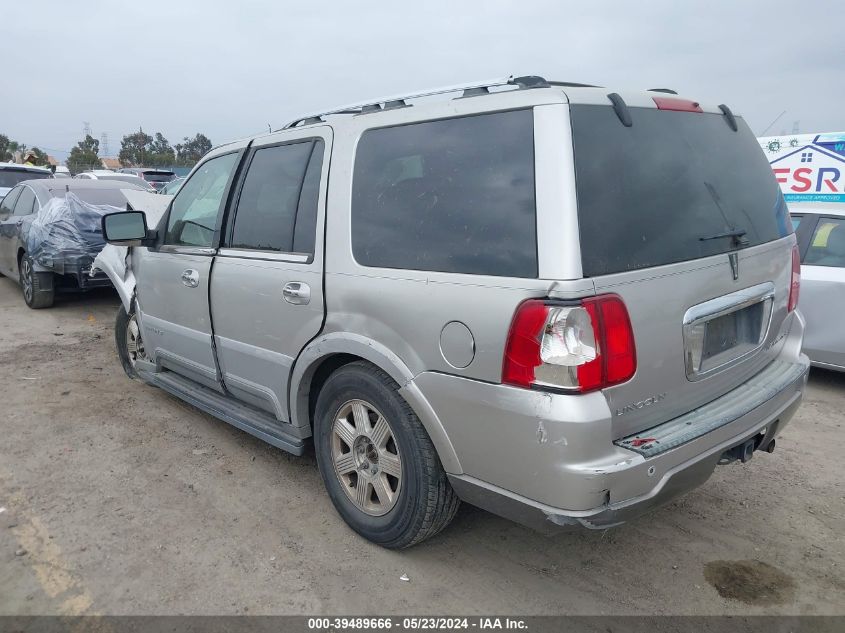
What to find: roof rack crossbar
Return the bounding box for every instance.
[283,75,554,128]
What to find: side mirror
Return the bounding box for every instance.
[101,211,156,246]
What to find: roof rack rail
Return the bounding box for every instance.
[648,88,678,94]
[548,81,601,88]
[282,74,556,128]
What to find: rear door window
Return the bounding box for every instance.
[570,105,790,277]
[13,187,36,216]
[229,139,323,254]
[351,109,537,278]
[804,217,845,268]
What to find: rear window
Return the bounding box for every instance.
[570,105,790,277]
[351,109,537,278]
[0,169,51,188]
[60,189,132,206]
[143,172,174,182]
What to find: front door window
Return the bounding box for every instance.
[165,152,239,247]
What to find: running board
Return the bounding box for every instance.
[139,370,307,456]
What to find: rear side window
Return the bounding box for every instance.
[804,218,845,268]
[230,139,323,254]
[13,187,36,216]
[351,110,537,278]
[571,105,790,277]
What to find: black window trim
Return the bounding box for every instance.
[349,107,539,279]
[221,135,325,264]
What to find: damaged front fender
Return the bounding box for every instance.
[90,189,171,311]
[92,244,135,311]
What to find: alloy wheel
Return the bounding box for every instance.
[20,259,33,304]
[125,314,146,368]
[331,399,402,516]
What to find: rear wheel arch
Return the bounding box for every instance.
[290,335,462,474]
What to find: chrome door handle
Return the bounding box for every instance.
[181,268,199,288]
[282,282,310,305]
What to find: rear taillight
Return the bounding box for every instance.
[788,244,801,312]
[502,294,636,393]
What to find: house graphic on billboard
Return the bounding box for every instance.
[760,132,845,203]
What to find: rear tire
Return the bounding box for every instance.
[19,255,54,309]
[115,304,145,379]
[314,361,459,549]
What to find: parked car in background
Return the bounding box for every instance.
[791,203,845,371]
[0,179,145,308]
[98,76,808,548]
[119,168,175,191]
[158,176,185,195]
[54,165,71,177]
[52,171,72,179]
[0,162,52,198]
[75,170,155,191]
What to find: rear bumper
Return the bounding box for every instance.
[413,315,809,532]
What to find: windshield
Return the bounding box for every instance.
[58,189,131,206]
[570,105,791,277]
[0,169,51,188]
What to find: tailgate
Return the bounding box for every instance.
[595,237,796,439]
[566,98,796,439]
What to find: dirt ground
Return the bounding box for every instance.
[0,278,842,616]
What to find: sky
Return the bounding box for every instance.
[2,0,843,162]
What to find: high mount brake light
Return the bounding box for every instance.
[788,244,801,313]
[652,97,703,113]
[502,294,637,393]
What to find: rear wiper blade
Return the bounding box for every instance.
[699,228,749,247]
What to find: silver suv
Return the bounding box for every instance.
[99,76,809,548]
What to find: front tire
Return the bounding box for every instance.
[314,361,459,549]
[20,255,54,309]
[115,304,145,379]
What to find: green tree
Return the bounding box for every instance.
[0,135,11,162]
[175,133,212,166]
[8,140,26,160]
[67,135,100,174]
[147,132,175,166]
[119,129,153,167]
